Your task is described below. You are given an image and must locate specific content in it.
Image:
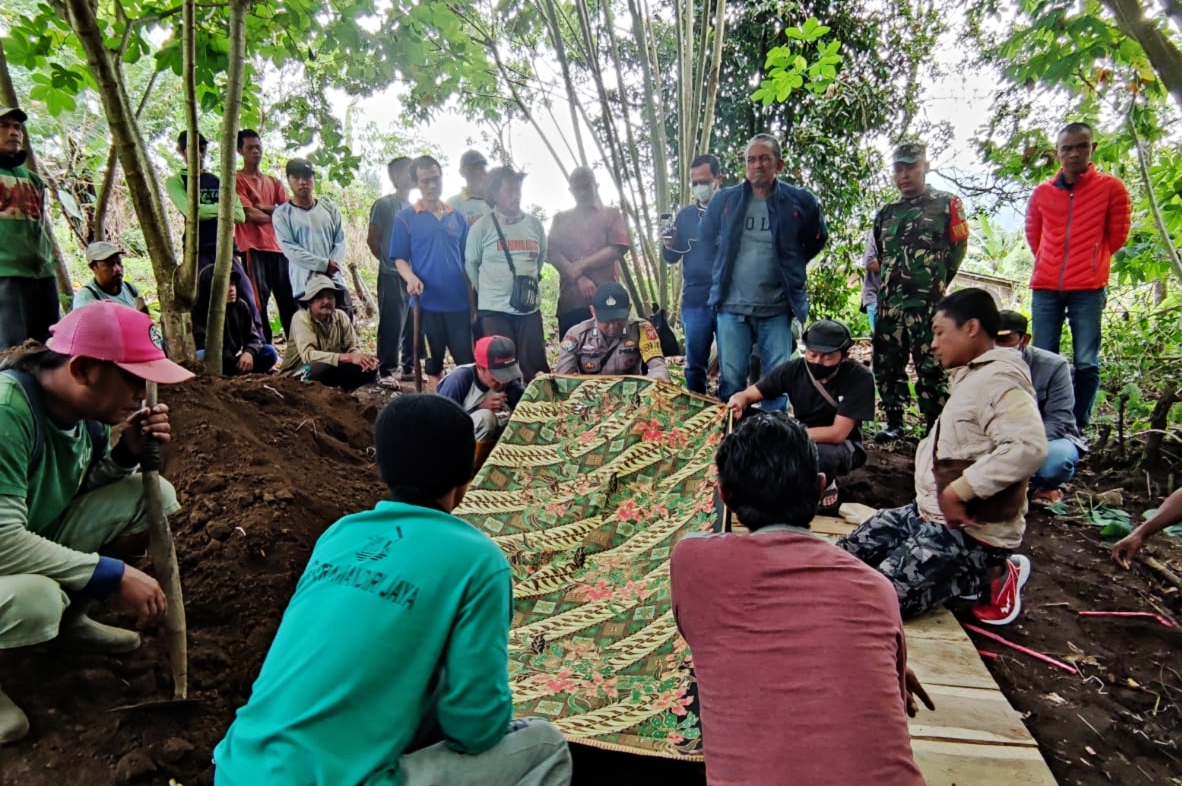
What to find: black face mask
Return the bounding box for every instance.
[0,149,28,170]
[806,361,839,381]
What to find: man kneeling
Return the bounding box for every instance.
[284,273,379,391]
[437,335,526,442]
[838,289,1047,625]
[726,319,874,513]
[0,302,191,743]
[671,413,930,786]
[214,394,572,786]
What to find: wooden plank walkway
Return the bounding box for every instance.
[803,503,1058,786]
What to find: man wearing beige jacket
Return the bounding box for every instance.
[839,288,1047,626]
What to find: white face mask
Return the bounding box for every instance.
[692,182,716,203]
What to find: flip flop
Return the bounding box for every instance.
[818,479,840,515]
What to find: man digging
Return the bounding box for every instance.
[0,302,192,743]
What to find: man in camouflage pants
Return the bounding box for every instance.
[871,142,969,442]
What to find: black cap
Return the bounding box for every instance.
[802,319,852,353]
[0,106,28,123]
[997,310,1029,337]
[592,282,630,322]
[286,157,315,178]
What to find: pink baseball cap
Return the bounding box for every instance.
[47,302,195,384]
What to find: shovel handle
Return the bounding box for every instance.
[140,383,161,472]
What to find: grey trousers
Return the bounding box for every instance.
[400,717,572,786]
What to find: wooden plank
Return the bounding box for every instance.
[809,514,856,539]
[839,501,879,525]
[907,629,998,690]
[909,683,1036,746]
[911,739,1058,786]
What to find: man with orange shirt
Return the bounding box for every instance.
[235,130,295,342]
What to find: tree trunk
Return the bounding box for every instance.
[204,0,250,375]
[95,71,158,240]
[181,0,201,311]
[1101,0,1182,109]
[0,37,78,306]
[1128,112,1182,286]
[1142,384,1180,470]
[55,0,194,358]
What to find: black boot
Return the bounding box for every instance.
[875,415,906,443]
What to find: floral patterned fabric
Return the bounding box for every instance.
[455,374,726,759]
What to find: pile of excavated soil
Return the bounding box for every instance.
[1,372,386,786]
[2,379,1181,786]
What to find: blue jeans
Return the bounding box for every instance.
[716,311,793,409]
[1032,437,1080,489]
[1031,288,1105,428]
[866,302,877,333]
[680,305,716,395]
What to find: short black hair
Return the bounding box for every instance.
[237,129,260,151]
[716,412,819,530]
[747,133,782,161]
[176,130,207,150]
[936,288,1000,338]
[387,156,411,175]
[410,155,442,185]
[1059,122,1094,140]
[0,343,70,373]
[690,154,721,178]
[374,394,475,500]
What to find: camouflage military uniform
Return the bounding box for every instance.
[553,317,670,380]
[872,187,969,427]
[836,503,1010,618]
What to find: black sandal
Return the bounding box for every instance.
[818,479,840,515]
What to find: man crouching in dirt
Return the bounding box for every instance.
[213,394,572,786]
[0,301,193,743]
[838,288,1047,626]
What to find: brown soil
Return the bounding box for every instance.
[2,382,1180,786]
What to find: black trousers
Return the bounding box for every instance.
[422,309,474,377]
[816,440,867,483]
[376,268,405,376]
[479,311,550,381]
[306,361,377,392]
[0,276,59,350]
[557,307,592,340]
[243,249,297,341]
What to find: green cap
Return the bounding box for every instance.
[0,106,28,123]
[892,141,926,164]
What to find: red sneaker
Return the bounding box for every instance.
[972,555,1031,626]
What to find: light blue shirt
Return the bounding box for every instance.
[273,199,348,299]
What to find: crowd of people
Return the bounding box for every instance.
[1,100,1177,785]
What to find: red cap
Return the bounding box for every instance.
[47,302,195,384]
[474,335,521,383]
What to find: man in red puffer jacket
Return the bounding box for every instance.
[1026,122,1130,430]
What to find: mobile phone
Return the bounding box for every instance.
[658,212,674,229]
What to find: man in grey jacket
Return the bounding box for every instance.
[996,310,1087,506]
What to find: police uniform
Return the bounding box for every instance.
[554,317,670,380]
[872,159,969,429]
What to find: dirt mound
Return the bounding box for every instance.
[0,372,386,786]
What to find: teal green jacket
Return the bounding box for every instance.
[213,501,514,786]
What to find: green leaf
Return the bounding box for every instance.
[1099,520,1133,542]
[793,54,807,72]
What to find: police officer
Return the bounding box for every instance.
[872,142,969,441]
[554,282,670,380]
